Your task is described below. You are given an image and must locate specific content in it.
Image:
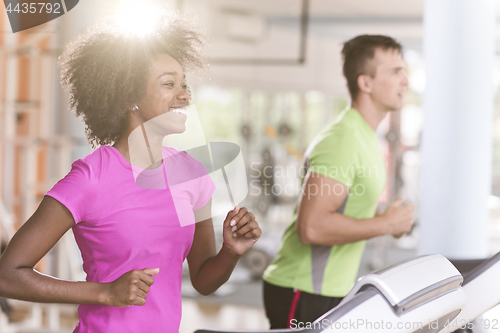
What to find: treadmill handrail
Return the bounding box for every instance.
[462,250,500,285]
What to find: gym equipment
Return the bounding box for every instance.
[439,252,500,333]
[195,254,466,333]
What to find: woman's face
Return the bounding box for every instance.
[136,53,190,136]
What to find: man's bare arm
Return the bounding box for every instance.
[296,172,414,246]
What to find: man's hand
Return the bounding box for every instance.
[104,268,159,307]
[381,198,415,238]
[222,206,262,256]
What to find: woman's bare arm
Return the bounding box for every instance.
[188,201,261,295]
[186,218,240,296]
[0,196,110,304]
[0,195,189,307]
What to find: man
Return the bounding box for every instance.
[262,35,415,329]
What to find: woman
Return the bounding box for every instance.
[0,9,261,333]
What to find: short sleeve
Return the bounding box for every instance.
[44,159,93,224]
[308,130,359,187]
[193,173,216,211]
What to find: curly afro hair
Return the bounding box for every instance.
[58,8,209,148]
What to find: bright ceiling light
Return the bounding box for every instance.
[116,1,163,38]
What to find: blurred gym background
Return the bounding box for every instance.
[1,0,500,332]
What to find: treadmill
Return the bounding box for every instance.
[439,252,500,333]
[195,254,466,333]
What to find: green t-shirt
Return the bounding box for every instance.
[263,107,387,297]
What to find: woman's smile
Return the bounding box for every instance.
[169,106,188,115]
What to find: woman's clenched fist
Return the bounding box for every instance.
[103,268,159,307]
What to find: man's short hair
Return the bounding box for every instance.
[341,35,402,100]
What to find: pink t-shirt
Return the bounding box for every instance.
[45,145,215,333]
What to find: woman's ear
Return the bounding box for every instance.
[357,74,372,94]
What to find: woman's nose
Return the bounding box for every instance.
[177,88,191,102]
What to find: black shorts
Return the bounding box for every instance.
[263,280,343,329]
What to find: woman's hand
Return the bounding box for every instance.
[103,268,159,307]
[222,206,262,256]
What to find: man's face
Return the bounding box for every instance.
[366,48,408,111]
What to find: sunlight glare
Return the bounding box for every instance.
[116,1,163,38]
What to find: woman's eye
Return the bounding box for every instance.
[163,82,174,87]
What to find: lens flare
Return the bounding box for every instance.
[116,1,163,37]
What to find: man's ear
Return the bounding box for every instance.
[357,74,372,94]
